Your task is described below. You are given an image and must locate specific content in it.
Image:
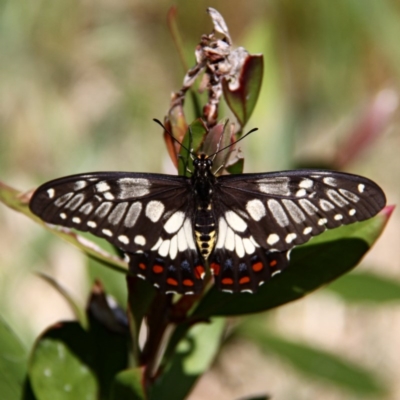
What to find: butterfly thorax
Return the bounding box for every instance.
[191,154,217,259]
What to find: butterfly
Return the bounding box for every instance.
[29,144,386,295]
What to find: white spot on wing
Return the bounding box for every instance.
[299,179,313,189]
[299,199,319,215]
[164,211,185,234]
[108,202,128,225]
[103,192,115,200]
[169,236,178,260]
[358,184,365,193]
[246,199,266,221]
[319,199,334,211]
[267,234,280,245]
[96,181,110,193]
[125,202,142,227]
[339,189,360,203]
[225,210,247,232]
[349,209,356,216]
[243,238,256,254]
[158,240,170,257]
[134,235,146,246]
[224,227,235,251]
[303,226,312,234]
[79,202,94,215]
[95,202,112,217]
[323,177,337,186]
[60,213,67,219]
[54,192,73,207]
[102,229,112,237]
[285,233,297,243]
[72,217,81,224]
[117,178,151,199]
[65,194,85,210]
[183,219,196,250]
[282,199,306,223]
[146,201,164,222]
[87,221,96,228]
[177,227,188,252]
[235,235,245,257]
[258,177,290,196]
[267,199,289,227]
[74,181,87,190]
[216,218,228,249]
[334,214,343,220]
[118,235,129,244]
[296,189,307,197]
[327,189,349,207]
[318,218,328,225]
[47,188,55,198]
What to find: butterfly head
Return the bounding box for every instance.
[193,154,213,177]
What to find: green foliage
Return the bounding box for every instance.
[0,318,28,400]
[240,325,385,396]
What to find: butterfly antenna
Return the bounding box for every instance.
[153,119,192,155]
[209,127,258,158]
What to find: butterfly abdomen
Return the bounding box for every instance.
[194,205,216,260]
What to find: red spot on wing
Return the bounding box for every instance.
[195,265,205,279]
[221,278,234,285]
[139,262,146,270]
[210,262,220,276]
[252,262,263,272]
[239,276,250,284]
[167,278,178,286]
[183,279,194,287]
[269,260,277,267]
[153,265,164,274]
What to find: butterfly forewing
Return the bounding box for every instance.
[216,170,386,252]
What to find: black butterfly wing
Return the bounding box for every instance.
[209,170,386,293]
[29,172,204,294]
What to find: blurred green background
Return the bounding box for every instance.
[1,0,400,399]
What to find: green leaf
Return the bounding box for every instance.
[110,368,146,400]
[192,211,390,318]
[240,326,386,395]
[87,321,129,399]
[178,119,208,176]
[222,54,264,127]
[327,271,400,303]
[0,181,128,274]
[150,318,225,400]
[0,317,29,400]
[29,322,98,400]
